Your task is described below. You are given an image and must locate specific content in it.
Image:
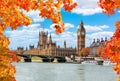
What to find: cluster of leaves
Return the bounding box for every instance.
[0,35,19,81]
[0,0,77,81]
[98,0,120,81]
[16,0,77,34]
[99,0,120,16]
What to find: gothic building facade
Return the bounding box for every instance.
[17,31,76,57]
[89,37,107,57]
[17,21,86,57]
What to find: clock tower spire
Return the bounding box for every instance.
[77,20,86,56]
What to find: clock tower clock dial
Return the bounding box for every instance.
[82,32,84,35]
[78,32,80,35]
[77,20,86,56]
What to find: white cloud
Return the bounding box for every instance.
[85,25,102,32]
[65,23,74,30]
[84,24,110,32]
[21,10,44,22]
[72,0,102,15]
[99,25,109,29]
[89,31,114,39]
[118,11,120,13]
[72,8,102,16]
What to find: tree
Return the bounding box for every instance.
[80,47,90,57]
[98,0,120,81]
[0,0,77,81]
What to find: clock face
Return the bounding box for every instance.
[81,32,84,35]
[78,32,80,35]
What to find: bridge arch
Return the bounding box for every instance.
[31,56,43,62]
[53,58,58,63]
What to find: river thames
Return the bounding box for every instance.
[13,63,118,81]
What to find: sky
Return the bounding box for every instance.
[4,0,120,50]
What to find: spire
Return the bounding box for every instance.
[46,31,48,35]
[64,40,66,48]
[50,32,51,39]
[49,32,52,43]
[97,38,100,43]
[39,31,41,38]
[81,20,83,25]
[93,39,95,43]
[79,20,85,30]
[26,47,28,51]
[46,31,48,44]
[105,37,107,41]
[80,20,84,27]
[101,37,104,42]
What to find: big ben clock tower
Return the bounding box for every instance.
[77,20,86,55]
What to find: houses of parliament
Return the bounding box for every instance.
[17,20,108,57]
[17,20,86,57]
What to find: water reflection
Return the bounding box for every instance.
[13,63,117,81]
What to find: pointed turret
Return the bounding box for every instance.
[101,37,104,42]
[105,37,107,41]
[49,33,52,43]
[64,40,66,48]
[46,31,48,36]
[97,38,100,43]
[79,20,85,30]
[93,39,95,43]
[39,31,41,38]
[26,47,28,51]
[80,20,83,27]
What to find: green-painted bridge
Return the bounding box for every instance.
[17,54,66,62]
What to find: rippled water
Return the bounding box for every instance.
[13,63,118,81]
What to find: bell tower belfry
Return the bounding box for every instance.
[38,31,48,48]
[77,20,86,56]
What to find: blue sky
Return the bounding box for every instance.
[4,0,120,50]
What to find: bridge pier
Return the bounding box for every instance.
[42,58,50,62]
[57,59,66,63]
[51,58,54,62]
[42,58,57,62]
[24,59,31,62]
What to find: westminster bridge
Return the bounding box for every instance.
[17,54,67,62]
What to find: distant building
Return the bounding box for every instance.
[89,37,107,57]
